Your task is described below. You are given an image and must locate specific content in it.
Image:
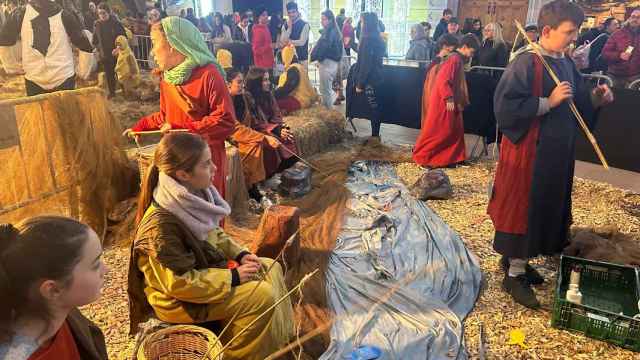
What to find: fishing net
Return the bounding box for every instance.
[0,88,135,238]
[226,140,412,357]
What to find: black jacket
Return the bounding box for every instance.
[93,16,126,60]
[433,18,448,41]
[310,26,343,62]
[474,39,508,68]
[354,35,385,88]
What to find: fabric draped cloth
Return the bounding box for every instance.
[413,52,469,168]
[153,172,231,241]
[160,16,225,85]
[131,64,236,196]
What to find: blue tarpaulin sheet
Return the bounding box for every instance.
[320,161,482,359]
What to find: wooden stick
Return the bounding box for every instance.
[513,20,609,170]
[129,129,190,136]
[206,269,320,360]
[270,136,328,176]
[263,320,335,360]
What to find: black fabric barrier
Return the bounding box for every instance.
[346,64,639,172]
[346,64,499,141]
[575,88,640,172]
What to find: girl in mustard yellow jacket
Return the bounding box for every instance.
[127,132,293,360]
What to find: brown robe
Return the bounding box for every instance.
[230,92,298,184]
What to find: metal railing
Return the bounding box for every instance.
[628,78,640,90]
[583,73,614,88]
[132,35,154,69]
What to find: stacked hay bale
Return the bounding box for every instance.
[0,88,133,238]
[285,106,347,158]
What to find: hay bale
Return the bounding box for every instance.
[0,88,132,238]
[285,106,347,158]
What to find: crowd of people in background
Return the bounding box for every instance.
[411,7,640,89]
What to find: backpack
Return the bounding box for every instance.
[572,33,607,70]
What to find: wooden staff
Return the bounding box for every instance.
[129,129,190,136]
[205,269,320,360]
[514,20,609,170]
[269,134,328,176]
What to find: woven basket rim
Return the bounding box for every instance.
[137,325,223,360]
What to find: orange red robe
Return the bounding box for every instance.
[132,64,236,196]
[413,53,469,168]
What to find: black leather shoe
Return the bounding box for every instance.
[502,274,541,309]
[500,256,545,285]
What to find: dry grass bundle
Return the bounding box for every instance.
[566,226,640,266]
[0,88,134,238]
[284,106,348,158]
[0,74,26,100]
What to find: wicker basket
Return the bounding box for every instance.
[134,144,158,183]
[136,325,224,360]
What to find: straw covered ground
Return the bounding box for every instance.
[3,73,640,359]
[83,143,640,360]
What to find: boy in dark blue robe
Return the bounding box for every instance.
[487,0,614,309]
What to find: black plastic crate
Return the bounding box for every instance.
[551,255,640,352]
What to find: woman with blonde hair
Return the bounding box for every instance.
[474,22,508,67]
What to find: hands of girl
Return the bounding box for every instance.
[281,127,294,141]
[237,262,261,283]
[160,122,172,134]
[122,128,140,142]
[240,253,260,266]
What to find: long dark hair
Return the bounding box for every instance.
[244,66,272,111]
[0,217,91,342]
[321,9,340,36]
[212,12,225,37]
[136,133,209,224]
[361,12,381,39]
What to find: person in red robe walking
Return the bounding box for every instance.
[412,34,479,168]
[123,17,236,196]
[251,8,275,69]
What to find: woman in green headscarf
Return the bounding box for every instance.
[125,17,235,196]
[125,18,295,360]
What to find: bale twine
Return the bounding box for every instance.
[136,325,223,360]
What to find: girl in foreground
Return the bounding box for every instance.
[0,216,109,359]
[127,132,293,360]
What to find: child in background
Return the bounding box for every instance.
[413,34,479,168]
[0,216,109,359]
[416,34,459,128]
[488,0,613,309]
[114,35,141,100]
